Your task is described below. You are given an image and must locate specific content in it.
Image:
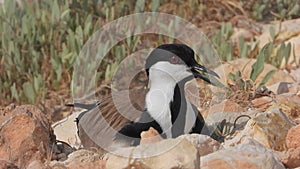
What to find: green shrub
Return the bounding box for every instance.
[0,0,169,104]
[0,0,296,105]
[0,0,106,103]
[244,0,300,21]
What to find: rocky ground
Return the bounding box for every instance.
[1,19,300,169]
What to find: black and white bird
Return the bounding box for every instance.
[70,44,219,149]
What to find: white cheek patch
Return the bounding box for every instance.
[150,62,193,82]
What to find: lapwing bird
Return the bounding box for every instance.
[70,44,219,150]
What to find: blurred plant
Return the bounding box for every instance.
[218,23,292,68]
[0,0,176,104]
[0,0,135,104]
[0,0,100,103]
[237,37,253,59]
[265,25,293,68]
[244,0,300,21]
[103,39,139,82]
[212,22,256,62]
[212,23,234,61]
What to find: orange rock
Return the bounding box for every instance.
[0,159,18,169]
[27,160,49,169]
[268,99,300,123]
[140,127,163,145]
[0,103,17,125]
[66,160,106,169]
[290,68,300,83]
[275,94,300,105]
[251,96,274,111]
[179,134,223,156]
[106,138,199,169]
[50,149,106,169]
[280,147,300,168]
[286,124,300,149]
[202,158,258,169]
[0,105,55,168]
[205,99,245,116]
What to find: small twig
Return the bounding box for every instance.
[233,114,251,129]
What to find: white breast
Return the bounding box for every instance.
[146,61,194,138]
[146,63,178,138]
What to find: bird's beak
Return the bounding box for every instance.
[190,63,220,85]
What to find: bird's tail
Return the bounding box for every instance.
[65,102,100,110]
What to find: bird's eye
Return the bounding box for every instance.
[169,56,180,64]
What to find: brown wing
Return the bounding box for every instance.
[77,88,147,150]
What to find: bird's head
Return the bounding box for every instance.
[145,44,219,85]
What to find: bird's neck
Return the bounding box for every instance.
[145,69,187,138]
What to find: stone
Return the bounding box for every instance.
[280,147,300,168]
[106,138,200,169]
[52,111,82,149]
[290,68,300,83]
[204,99,245,116]
[289,84,300,95]
[50,149,106,169]
[140,127,163,145]
[286,124,300,149]
[224,108,296,151]
[179,134,223,156]
[51,166,67,169]
[0,159,18,169]
[267,82,290,94]
[275,94,300,105]
[0,105,56,169]
[201,139,285,169]
[268,100,300,123]
[0,103,17,125]
[251,96,274,110]
[285,84,300,96]
[51,140,75,161]
[213,58,295,87]
[295,118,300,124]
[27,160,49,169]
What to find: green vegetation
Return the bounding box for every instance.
[1,0,94,103]
[212,22,292,67]
[246,0,300,21]
[212,23,234,61]
[0,0,147,104]
[228,43,276,91]
[0,0,298,105]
